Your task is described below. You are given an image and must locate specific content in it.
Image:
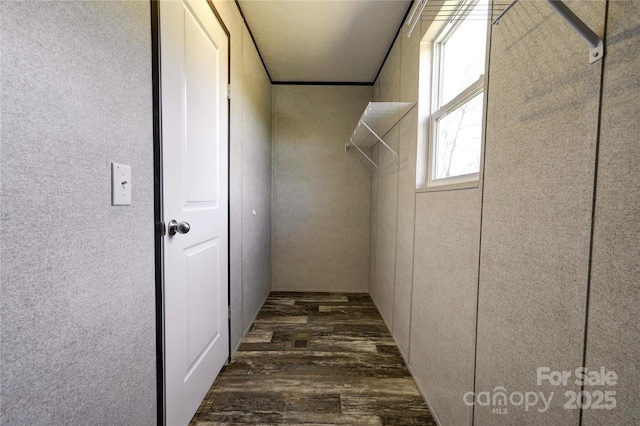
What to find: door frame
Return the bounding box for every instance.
[151,2,231,424]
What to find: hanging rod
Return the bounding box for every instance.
[493,0,604,63]
[406,0,428,38]
[406,0,514,37]
[492,0,519,25]
[405,0,424,29]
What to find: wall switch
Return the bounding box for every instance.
[111,163,131,206]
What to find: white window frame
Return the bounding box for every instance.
[423,0,488,188]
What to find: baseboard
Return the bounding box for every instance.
[404,355,443,426]
[271,287,368,293]
[230,331,243,357]
[369,296,442,426]
[229,291,270,359]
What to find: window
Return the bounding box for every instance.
[426,0,488,187]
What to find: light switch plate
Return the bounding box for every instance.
[111,163,131,206]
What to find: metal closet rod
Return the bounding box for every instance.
[406,0,428,37]
[407,0,515,36]
[494,0,604,63]
[492,0,519,25]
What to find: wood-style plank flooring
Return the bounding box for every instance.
[189,292,435,425]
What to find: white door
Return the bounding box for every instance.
[160,1,229,425]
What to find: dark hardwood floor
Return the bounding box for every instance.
[189,292,435,425]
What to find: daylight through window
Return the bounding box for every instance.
[428,0,488,186]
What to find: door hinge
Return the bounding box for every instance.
[227,84,231,100]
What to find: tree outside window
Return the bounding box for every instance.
[428,0,488,186]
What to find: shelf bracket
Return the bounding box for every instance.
[346,102,414,169]
[546,0,604,63]
[359,120,400,162]
[345,143,378,169]
[346,119,400,169]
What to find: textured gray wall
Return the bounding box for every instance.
[227,1,246,354]
[1,2,156,424]
[369,15,482,426]
[240,25,272,336]
[371,125,398,322]
[371,41,401,327]
[411,190,481,426]
[371,1,640,425]
[393,22,420,358]
[211,0,273,355]
[1,2,273,424]
[406,16,484,423]
[369,81,379,330]
[475,2,604,424]
[368,20,423,364]
[272,85,372,292]
[583,2,640,425]
[368,11,423,382]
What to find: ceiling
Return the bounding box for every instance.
[236,0,412,84]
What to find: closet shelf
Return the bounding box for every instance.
[345,102,416,169]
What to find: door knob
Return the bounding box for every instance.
[168,220,190,236]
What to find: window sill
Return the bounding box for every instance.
[416,180,479,193]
